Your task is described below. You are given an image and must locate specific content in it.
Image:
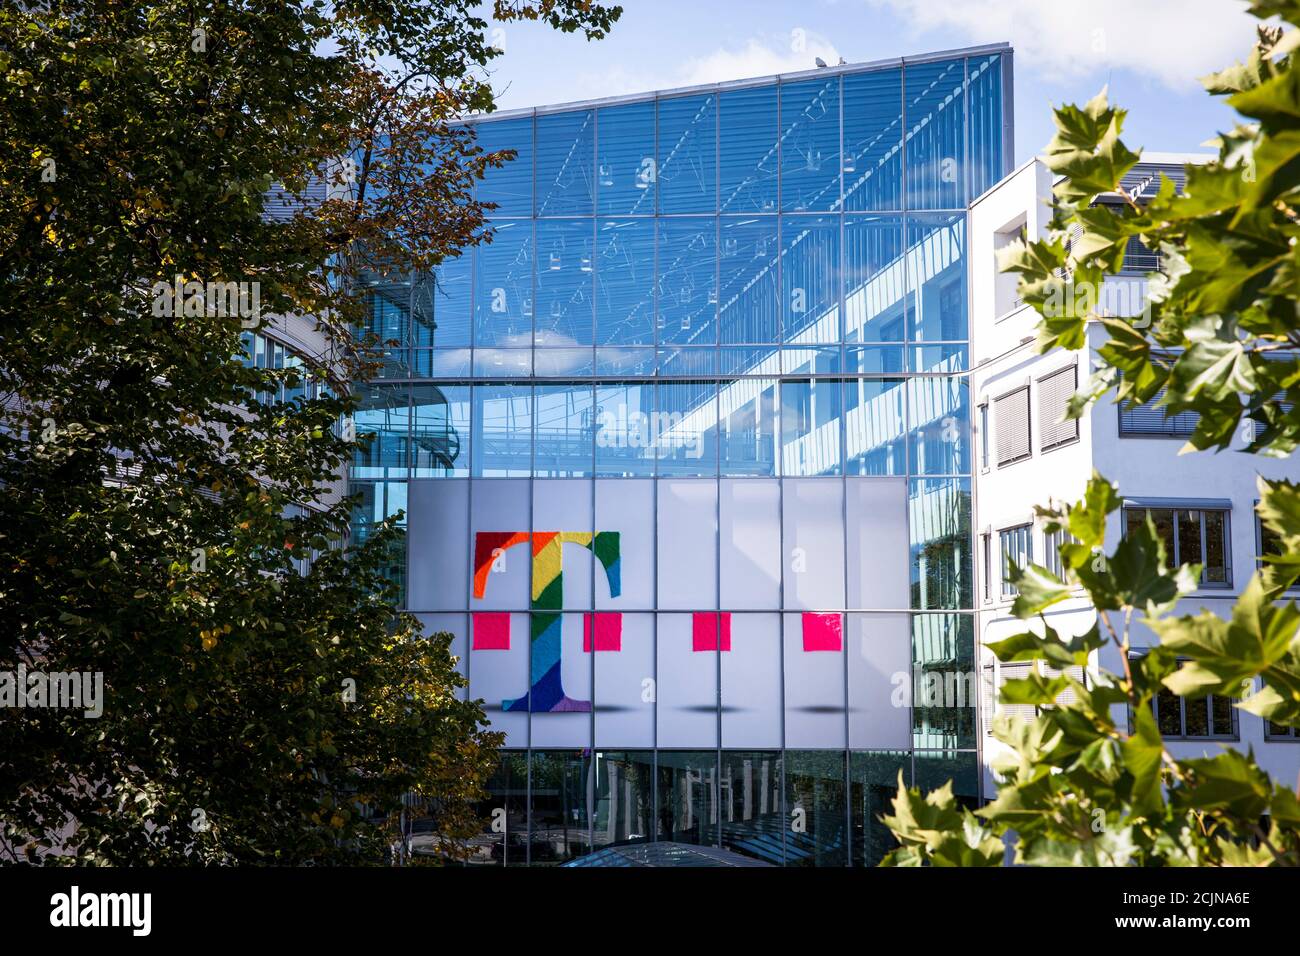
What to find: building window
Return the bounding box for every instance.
[1266,721,1300,740]
[978,402,990,470]
[1037,365,1078,451]
[1042,527,1078,580]
[998,524,1032,597]
[988,661,1084,732]
[1119,234,1161,275]
[1118,387,1199,437]
[1122,506,1230,587]
[981,531,992,603]
[1135,662,1238,739]
[993,386,1030,466]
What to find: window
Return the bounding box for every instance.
[1266,721,1300,740]
[1119,234,1161,275]
[978,402,990,470]
[1138,662,1238,739]
[1042,527,1077,581]
[1118,387,1199,437]
[988,661,1085,732]
[998,524,1032,597]
[994,386,1030,466]
[1037,365,1078,451]
[981,531,992,603]
[1123,505,1230,586]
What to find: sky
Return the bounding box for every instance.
[480,0,1266,164]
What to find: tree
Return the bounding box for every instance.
[0,0,620,864]
[882,1,1300,867]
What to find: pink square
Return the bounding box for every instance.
[802,612,842,652]
[472,612,511,650]
[583,613,623,652]
[691,612,732,652]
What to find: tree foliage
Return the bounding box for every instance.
[0,0,620,863]
[884,1,1300,867]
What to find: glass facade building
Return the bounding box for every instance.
[352,46,1011,865]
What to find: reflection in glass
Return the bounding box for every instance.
[534,383,594,477]
[719,751,784,864]
[528,750,592,865]
[595,382,656,476]
[412,384,469,477]
[353,383,408,479]
[535,219,594,346]
[784,750,847,867]
[720,85,778,213]
[845,377,906,475]
[656,380,718,476]
[782,215,840,343]
[657,217,716,345]
[843,67,903,212]
[905,59,966,210]
[968,54,1005,200]
[910,477,972,609]
[473,117,534,216]
[844,216,906,343]
[914,750,980,811]
[592,751,658,849]
[907,214,966,342]
[350,480,407,604]
[912,614,976,749]
[474,220,533,347]
[719,378,777,476]
[597,100,657,216]
[907,375,969,475]
[850,750,909,867]
[719,216,778,344]
[658,93,717,214]
[473,384,532,476]
[426,253,472,347]
[781,365,842,477]
[536,109,595,216]
[466,750,528,866]
[780,77,840,212]
[656,751,719,846]
[596,218,655,345]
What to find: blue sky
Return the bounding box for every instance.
[481,0,1263,164]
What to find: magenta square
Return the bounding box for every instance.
[691,612,731,652]
[583,613,622,652]
[472,612,511,650]
[802,612,842,652]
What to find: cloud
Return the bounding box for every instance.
[865,0,1260,90]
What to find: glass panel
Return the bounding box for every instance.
[536,109,594,216]
[658,346,716,376]
[780,76,840,212]
[596,218,655,346]
[596,346,655,376]
[350,480,407,604]
[719,751,784,865]
[905,58,966,210]
[472,348,532,377]
[845,377,906,475]
[474,220,533,347]
[535,218,594,346]
[595,381,656,476]
[851,750,909,866]
[658,93,717,214]
[1127,508,1176,560]
[843,67,903,212]
[412,384,469,477]
[719,216,778,343]
[968,54,1005,200]
[427,253,472,347]
[474,117,533,216]
[907,214,966,342]
[913,751,979,811]
[1155,685,1183,736]
[912,614,976,749]
[781,215,840,343]
[655,380,718,476]
[781,374,842,476]
[844,215,906,343]
[784,751,847,867]
[353,383,407,479]
[528,750,592,865]
[361,274,409,351]
[1210,694,1234,737]
[467,751,528,866]
[592,751,658,849]
[657,217,717,345]
[597,100,656,216]
[533,348,593,377]
[533,383,593,477]
[719,377,777,476]
[719,84,778,213]
[656,751,718,845]
[472,384,532,476]
[910,477,972,610]
[412,348,472,378]
[908,375,969,475]
[1204,510,1228,584]
[1183,695,1210,738]
[912,342,968,372]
